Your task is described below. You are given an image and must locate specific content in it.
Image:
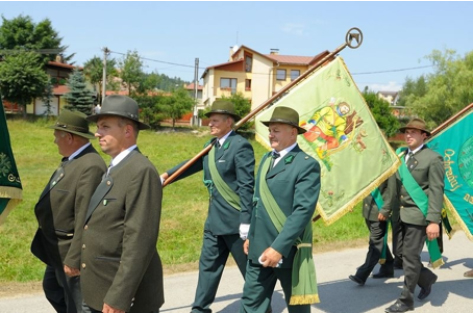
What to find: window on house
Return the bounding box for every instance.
[276,69,286,81]
[245,56,253,72]
[290,70,300,81]
[245,79,251,91]
[220,78,237,94]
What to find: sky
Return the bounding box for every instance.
[2,1,473,92]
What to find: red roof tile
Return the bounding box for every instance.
[263,54,314,65]
[184,83,203,90]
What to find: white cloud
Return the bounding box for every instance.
[281,23,305,36]
[365,81,402,92]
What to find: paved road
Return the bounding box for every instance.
[1,231,472,313]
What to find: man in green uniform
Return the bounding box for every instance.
[161,100,255,313]
[349,175,397,286]
[385,118,444,313]
[240,106,321,313]
[81,95,164,313]
[31,110,107,313]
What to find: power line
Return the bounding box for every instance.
[351,65,433,75]
[107,49,434,77]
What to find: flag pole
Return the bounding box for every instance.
[429,103,473,137]
[163,27,363,187]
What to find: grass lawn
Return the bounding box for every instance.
[0,117,368,282]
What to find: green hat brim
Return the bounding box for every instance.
[204,110,241,121]
[49,125,95,139]
[87,112,150,130]
[261,119,306,135]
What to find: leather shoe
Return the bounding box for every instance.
[418,275,437,300]
[348,274,365,286]
[393,259,403,270]
[373,271,394,279]
[385,300,413,313]
[464,269,473,277]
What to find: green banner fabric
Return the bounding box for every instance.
[427,105,473,241]
[0,97,23,225]
[255,57,400,225]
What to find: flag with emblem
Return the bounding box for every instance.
[427,103,473,240]
[255,57,400,225]
[0,96,22,225]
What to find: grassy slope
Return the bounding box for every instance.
[0,118,368,282]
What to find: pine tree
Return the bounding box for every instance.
[64,68,95,115]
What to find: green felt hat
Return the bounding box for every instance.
[49,109,95,139]
[205,100,241,121]
[261,106,306,134]
[87,95,150,130]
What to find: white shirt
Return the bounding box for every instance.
[108,144,137,173]
[272,142,297,167]
[405,144,424,163]
[68,143,91,161]
[217,130,233,147]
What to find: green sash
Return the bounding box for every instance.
[206,143,241,211]
[396,148,444,268]
[371,188,388,264]
[258,156,319,305]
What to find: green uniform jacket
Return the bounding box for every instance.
[396,147,445,226]
[166,131,255,235]
[31,145,106,269]
[363,175,398,222]
[248,145,321,268]
[80,150,164,313]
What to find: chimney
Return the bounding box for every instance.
[270,48,279,55]
[229,45,239,61]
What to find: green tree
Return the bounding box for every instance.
[402,49,473,128]
[83,56,117,103]
[118,50,144,95]
[0,14,72,64]
[64,68,95,115]
[135,93,167,128]
[0,52,49,118]
[159,88,195,130]
[362,90,400,137]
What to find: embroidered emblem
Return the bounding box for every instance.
[284,155,295,164]
[223,141,230,150]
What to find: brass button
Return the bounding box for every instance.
[60,173,63,177]
[107,181,111,186]
[400,206,404,209]
[84,225,88,230]
[81,263,86,269]
[82,244,86,249]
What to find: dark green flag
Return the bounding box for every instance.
[0,95,22,225]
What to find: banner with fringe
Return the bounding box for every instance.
[254,57,400,225]
[0,96,22,225]
[427,104,473,240]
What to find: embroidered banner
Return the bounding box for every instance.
[427,104,473,240]
[255,57,400,225]
[0,96,22,225]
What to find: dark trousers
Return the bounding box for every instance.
[191,231,247,313]
[43,265,83,313]
[240,261,309,313]
[355,219,394,282]
[398,222,437,307]
[392,217,403,264]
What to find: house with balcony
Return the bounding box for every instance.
[201,45,329,111]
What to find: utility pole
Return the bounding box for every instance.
[193,57,199,126]
[102,47,110,104]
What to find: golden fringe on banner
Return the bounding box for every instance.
[443,196,471,241]
[289,294,320,305]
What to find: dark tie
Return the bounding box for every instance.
[406,151,415,169]
[270,151,280,168]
